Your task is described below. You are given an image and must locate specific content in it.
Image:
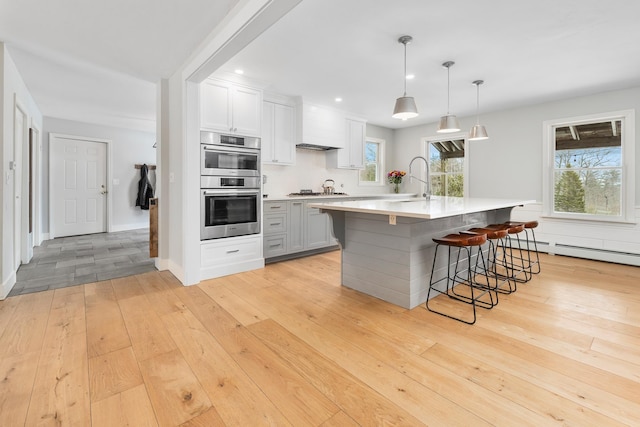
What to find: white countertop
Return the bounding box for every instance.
[308,196,535,219]
[264,193,416,201]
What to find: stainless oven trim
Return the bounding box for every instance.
[200,176,261,189]
[200,188,262,240]
[201,144,261,177]
[201,144,259,155]
[200,131,261,149]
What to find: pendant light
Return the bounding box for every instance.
[469,80,489,140]
[392,35,418,120]
[437,61,460,133]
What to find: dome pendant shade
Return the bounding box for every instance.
[393,96,419,119]
[438,114,461,133]
[392,35,418,119]
[469,124,489,140]
[437,60,459,133]
[468,79,489,141]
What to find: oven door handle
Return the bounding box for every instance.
[202,144,259,155]
[202,189,259,196]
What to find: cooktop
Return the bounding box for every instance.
[288,191,348,196]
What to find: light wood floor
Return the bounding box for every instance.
[1,251,639,426]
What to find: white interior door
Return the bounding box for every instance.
[14,102,27,269]
[50,135,108,238]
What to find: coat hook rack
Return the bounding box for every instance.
[135,164,156,170]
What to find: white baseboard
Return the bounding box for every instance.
[167,259,186,285]
[1,272,17,300]
[539,242,640,267]
[110,223,149,233]
[154,257,170,272]
[200,258,265,282]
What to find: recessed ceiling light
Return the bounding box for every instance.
[406,74,415,80]
[335,97,343,103]
[234,69,244,75]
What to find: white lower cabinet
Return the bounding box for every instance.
[306,206,332,249]
[201,235,264,279]
[263,199,338,260]
[289,201,305,252]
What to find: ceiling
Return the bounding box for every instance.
[0,0,240,132]
[2,0,640,133]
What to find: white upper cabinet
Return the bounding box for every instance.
[262,101,295,165]
[328,118,366,169]
[201,79,262,137]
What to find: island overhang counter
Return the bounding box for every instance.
[308,196,534,309]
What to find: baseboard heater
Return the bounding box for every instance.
[535,240,640,267]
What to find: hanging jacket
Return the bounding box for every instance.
[136,164,154,210]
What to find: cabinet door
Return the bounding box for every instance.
[306,206,331,249]
[347,119,365,169]
[232,85,262,137]
[272,103,295,164]
[329,118,366,169]
[201,80,232,132]
[289,201,305,252]
[262,102,275,163]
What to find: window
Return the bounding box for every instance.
[359,137,385,185]
[543,110,635,222]
[425,137,467,197]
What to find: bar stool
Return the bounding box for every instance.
[465,227,516,294]
[523,220,541,275]
[426,232,495,325]
[486,222,529,283]
[503,221,541,281]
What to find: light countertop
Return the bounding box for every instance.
[308,196,535,220]
[264,193,416,201]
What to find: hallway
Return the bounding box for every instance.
[9,228,155,297]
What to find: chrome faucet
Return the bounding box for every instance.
[409,156,431,201]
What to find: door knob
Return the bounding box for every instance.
[100,184,108,195]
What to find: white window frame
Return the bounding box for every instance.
[542,109,635,223]
[359,137,386,186]
[422,133,469,198]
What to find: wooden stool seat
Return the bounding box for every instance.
[524,220,538,229]
[433,233,487,247]
[498,222,525,234]
[466,227,508,240]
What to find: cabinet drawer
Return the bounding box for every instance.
[264,234,287,258]
[264,213,287,234]
[201,237,261,268]
[264,201,287,213]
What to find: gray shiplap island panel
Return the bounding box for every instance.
[308,197,533,309]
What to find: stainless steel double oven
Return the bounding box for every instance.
[200,132,261,240]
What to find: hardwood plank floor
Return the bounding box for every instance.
[0,251,639,426]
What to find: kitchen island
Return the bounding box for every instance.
[308,196,533,309]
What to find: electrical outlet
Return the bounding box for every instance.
[389,214,397,225]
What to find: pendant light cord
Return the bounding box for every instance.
[475,83,480,125]
[472,80,484,125]
[403,41,407,96]
[446,65,451,114]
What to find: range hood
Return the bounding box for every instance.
[296,143,340,151]
[296,99,346,151]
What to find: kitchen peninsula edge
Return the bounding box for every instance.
[308,196,534,309]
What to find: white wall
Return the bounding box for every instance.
[394,85,640,262]
[1,44,43,298]
[262,123,397,197]
[42,117,156,234]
